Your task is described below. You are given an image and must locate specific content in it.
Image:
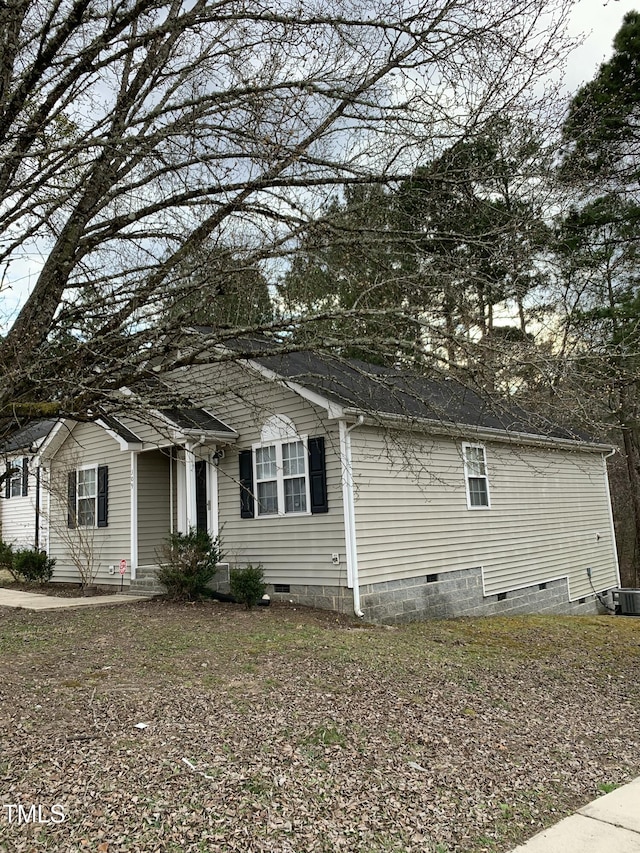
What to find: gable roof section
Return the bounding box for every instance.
[0,419,58,455]
[160,408,236,437]
[96,414,143,447]
[234,347,606,449]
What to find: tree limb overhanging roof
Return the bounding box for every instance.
[218,339,604,448]
[0,419,58,454]
[160,408,236,436]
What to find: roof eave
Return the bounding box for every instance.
[340,408,614,453]
[179,429,238,443]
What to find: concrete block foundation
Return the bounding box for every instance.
[267,567,610,624]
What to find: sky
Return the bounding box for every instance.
[1,0,638,331]
[564,0,638,92]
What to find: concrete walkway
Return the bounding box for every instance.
[510,776,640,852]
[0,587,151,611]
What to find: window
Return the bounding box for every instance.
[77,467,97,527]
[463,443,490,509]
[8,458,24,498]
[255,438,309,516]
[67,465,108,529]
[239,433,328,519]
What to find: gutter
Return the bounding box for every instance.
[339,415,365,619]
[338,408,614,454]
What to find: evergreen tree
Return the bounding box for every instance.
[559,13,640,581]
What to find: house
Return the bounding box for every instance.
[35,348,620,622]
[0,419,57,551]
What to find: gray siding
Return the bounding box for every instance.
[350,427,618,602]
[47,422,132,587]
[137,449,171,566]
[185,363,348,586]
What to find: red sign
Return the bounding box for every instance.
[119,559,127,575]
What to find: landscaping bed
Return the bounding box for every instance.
[0,602,639,852]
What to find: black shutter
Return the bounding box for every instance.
[21,458,29,496]
[309,436,328,514]
[195,459,207,531]
[239,449,254,518]
[97,465,108,528]
[4,462,9,499]
[67,471,77,528]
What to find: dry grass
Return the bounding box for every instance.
[1,601,639,853]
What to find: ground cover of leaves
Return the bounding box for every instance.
[0,602,639,853]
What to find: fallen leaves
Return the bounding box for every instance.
[0,604,639,852]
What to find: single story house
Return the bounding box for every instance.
[32,348,619,622]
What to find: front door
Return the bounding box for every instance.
[195,459,208,532]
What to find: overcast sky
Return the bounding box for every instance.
[565,0,637,92]
[1,0,636,330]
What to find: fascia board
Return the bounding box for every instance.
[36,419,73,460]
[244,359,345,420]
[95,419,143,452]
[340,408,614,454]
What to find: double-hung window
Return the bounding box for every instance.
[77,467,97,527]
[5,457,27,499]
[9,458,23,498]
[68,465,108,528]
[463,443,490,509]
[254,438,309,516]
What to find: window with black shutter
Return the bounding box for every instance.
[240,432,328,517]
[67,466,109,527]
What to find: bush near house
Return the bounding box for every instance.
[230,564,266,608]
[157,528,221,600]
[12,549,56,583]
[0,539,14,576]
[0,540,55,583]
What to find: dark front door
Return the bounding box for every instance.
[195,459,208,532]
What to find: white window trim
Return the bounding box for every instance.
[8,457,23,498]
[462,443,491,510]
[251,434,311,518]
[76,464,98,528]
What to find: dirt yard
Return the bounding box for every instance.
[1,600,639,853]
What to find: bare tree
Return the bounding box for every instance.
[0,0,575,441]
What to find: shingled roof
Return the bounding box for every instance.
[0,419,58,454]
[240,347,596,445]
[161,408,236,436]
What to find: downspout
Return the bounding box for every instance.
[603,447,622,589]
[340,415,365,618]
[34,464,40,550]
[169,447,174,534]
[130,452,138,581]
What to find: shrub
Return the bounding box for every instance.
[230,564,266,609]
[12,549,56,583]
[157,528,221,600]
[0,540,16,579]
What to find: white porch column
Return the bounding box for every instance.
[130,451,138,579]
[209,457,219,538]
[184,444,197,531]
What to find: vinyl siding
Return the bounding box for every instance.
[0,465,42,548]
[185,363,348,586]
[47,422,132,586]
[351,427,618,601]
[137,449,171,566]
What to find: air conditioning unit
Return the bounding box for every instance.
[614,589,640,616]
